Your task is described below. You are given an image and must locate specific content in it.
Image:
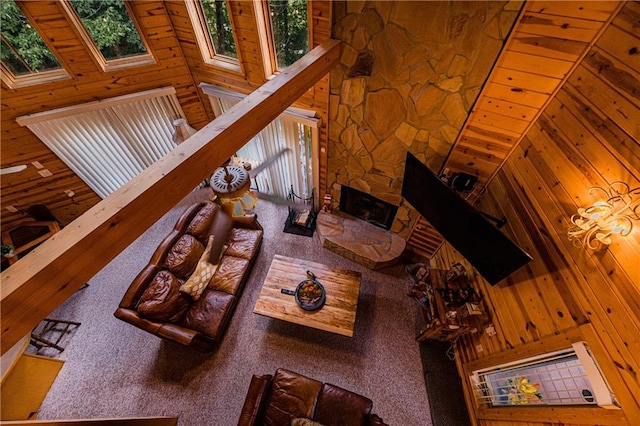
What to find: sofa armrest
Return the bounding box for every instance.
[237,374,273,426]
[114,307,162,335]
[119,264,159,309]
[232,214,263,231]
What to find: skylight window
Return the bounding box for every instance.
[268,0,309,69]
[200,0,238,59]
[0,0,68,87]
[64,0,153,70]
[186,0,241,72]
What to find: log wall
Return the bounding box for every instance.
[1,1,205,228]
[431,3,640,424]
[1,0,332,233]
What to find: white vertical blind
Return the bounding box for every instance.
[18,89,183,198]
[214,96,316,200]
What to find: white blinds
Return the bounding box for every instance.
[214,96,316,201]
[17,88,183,198]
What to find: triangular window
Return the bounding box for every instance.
[63,0,153,71]
[0,0,69,88]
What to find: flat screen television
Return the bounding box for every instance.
[401,152,532,285]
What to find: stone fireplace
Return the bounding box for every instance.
[316,185,405,270]
[339,186,398,230]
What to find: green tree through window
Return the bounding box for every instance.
[68,0,147,61]
[0,0,62,75]
[269,0,308,68]
[200,0,237,59]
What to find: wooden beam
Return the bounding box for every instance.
[0,39,341,354]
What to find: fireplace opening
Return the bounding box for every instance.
[339,186,398,230]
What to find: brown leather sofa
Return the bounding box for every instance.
[238,368,388,426]
[114,200,262,351]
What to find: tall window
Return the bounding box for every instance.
[0,0,68,87]
[201,0,237,59]
[200,83,319,201]
[17,88,185,199]
[186,0,240,72]
[64,0,153,70]
[268,0,309,69]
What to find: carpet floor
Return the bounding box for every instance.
[33,188,433,426]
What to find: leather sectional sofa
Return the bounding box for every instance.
[114,200,262,351]
[238,368,388,425]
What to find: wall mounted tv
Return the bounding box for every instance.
[401,152,532,285]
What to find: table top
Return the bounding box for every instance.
[253,254,362,337]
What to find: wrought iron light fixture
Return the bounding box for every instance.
[567,182,640,249]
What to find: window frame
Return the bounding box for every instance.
[255,0,312,78]
[60,0,155,72]
[0,1,70,89]
[185,0,243,74]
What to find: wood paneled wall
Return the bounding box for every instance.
[0,1,206,229]
[431,3,640,424]
[164,0,332,198]
[1,0,332,233]
[407,1,622,259]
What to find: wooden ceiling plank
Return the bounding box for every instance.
[613,0,640,35]
[508,33,587,62]
[489,67,561,95]
[481,81,550,109]
[0,39,342,354]
[518,12,606,42]
[474,97,540,121]
[569,64,640,141]
[499,50,574,79]
[596,23,640,72]
[468,109,532,134]
[526,1,621,22]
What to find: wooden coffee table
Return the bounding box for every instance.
[253,254,362,337]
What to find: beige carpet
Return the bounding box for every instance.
[32,188,432,426]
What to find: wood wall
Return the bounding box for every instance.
[0,0,332,233]
[407,1,622,259]
[0,1,205,228]
[431,3,640,424]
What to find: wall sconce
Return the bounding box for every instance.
[172,118,197,145]
[568,182,639,249]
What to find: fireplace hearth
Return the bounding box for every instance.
[339,186,398,230]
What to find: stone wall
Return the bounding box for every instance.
[328,1,521,237]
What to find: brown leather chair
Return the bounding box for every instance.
[238,368,388,426]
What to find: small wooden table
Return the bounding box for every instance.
[254,254,362,337]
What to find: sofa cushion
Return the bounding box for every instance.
[137,270,191,323]
[209,255,249,295]
[226,228,262,260]
[165,234,204,279]
[264,369,322,426]
[186,202,219,244]
[180,236,218,301]
[314,383,373,426]
[182,289,235,339]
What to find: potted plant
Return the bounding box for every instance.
[1,244,16,258]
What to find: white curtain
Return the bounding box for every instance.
[18,89,184,198]
[216,98,314,201]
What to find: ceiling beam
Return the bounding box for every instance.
[0,39,341,354]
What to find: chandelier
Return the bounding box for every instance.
[567,182,640,249]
